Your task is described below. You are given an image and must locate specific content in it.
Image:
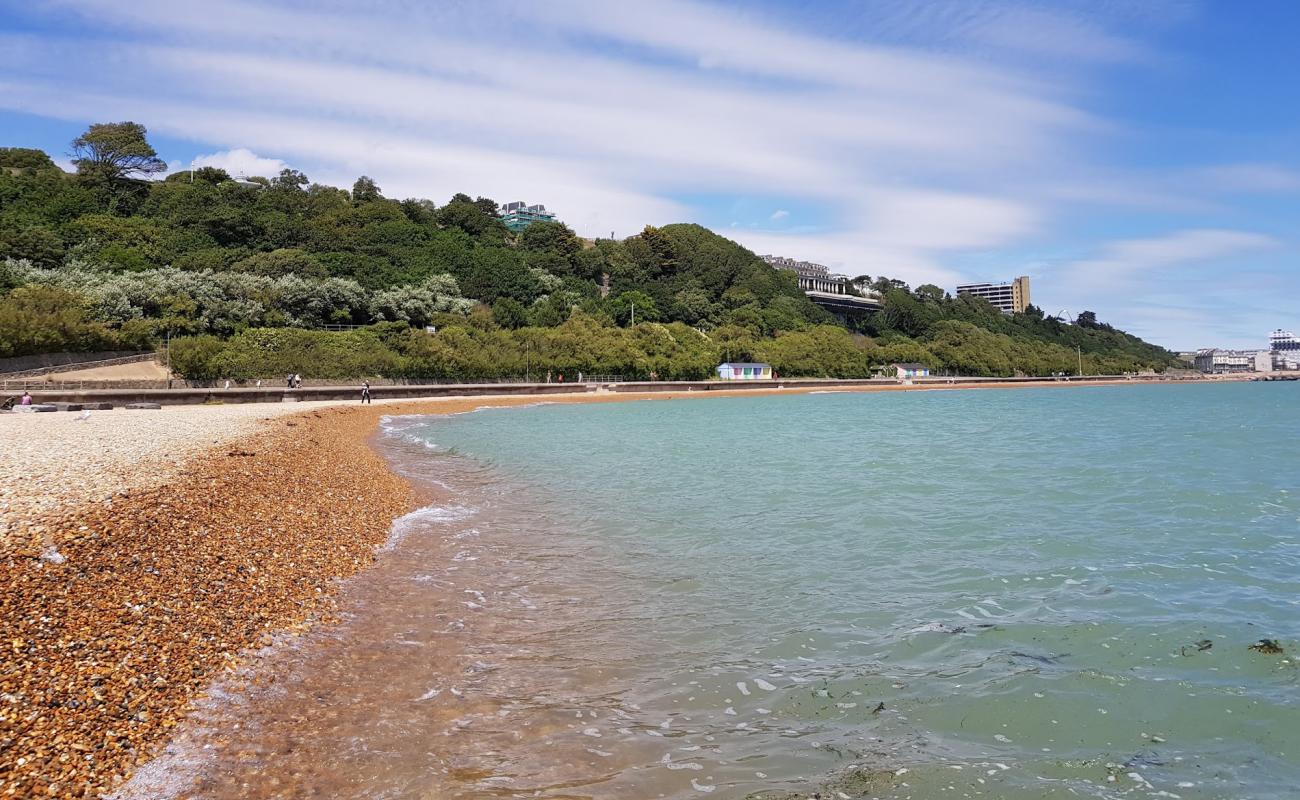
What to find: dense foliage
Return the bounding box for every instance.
[0,124,1179,377]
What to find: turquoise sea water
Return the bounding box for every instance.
[120,383,1299,800]
[401,383,1299,799]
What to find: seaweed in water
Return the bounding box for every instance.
[1180,639,1213,656]
[745,766,899,800]
[1008,650,1066,666]
[1249,639,1285,655]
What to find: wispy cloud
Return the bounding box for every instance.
[0,0,1116,251]
[1044,228,1285,349]
[1193,163,1300,194]
[1066,229,1279,286]
[769,209,789,221]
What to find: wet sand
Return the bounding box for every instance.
[0,377,1202,797]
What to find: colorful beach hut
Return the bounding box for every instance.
[716,362,773,380]
[892,362,930,379]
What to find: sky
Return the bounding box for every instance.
[1,0,1297,350]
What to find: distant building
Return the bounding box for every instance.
[762,255,845,293]
[1271,329,1299,352]
[499,201,557,232]
[761,255,881,319]
[717,362,772,380]
[955,276,1031,314]
[1193,349,1271,374]
[892,362,930,379]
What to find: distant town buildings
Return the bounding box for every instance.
[1191,330,1300,373]
[717,362,772,380]
[1193,349,1272,374]
[955,276,1031,314]
[498,201,556,232]
[760,255,881,319]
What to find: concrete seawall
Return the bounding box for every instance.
[15,374,1203,407]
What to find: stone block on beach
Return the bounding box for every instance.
[125,402,163,410]
[31,404,58,412]
[50,402,85,412]
[82,402,114,410]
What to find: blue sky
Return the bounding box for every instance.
[1,0,1296,349]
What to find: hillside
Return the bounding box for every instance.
[0,126,1179,380]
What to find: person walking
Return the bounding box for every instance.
[361,380,372,404]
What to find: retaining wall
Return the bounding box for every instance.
[13,374,1195,407]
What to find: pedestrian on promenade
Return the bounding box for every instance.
[361,380,372,404]
[224,379,231,390]
[20,391,32,406]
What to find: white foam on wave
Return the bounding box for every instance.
[379,504,479,552]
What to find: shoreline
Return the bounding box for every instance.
[0,377,1258,796]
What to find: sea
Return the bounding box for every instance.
[119,382,1299,800]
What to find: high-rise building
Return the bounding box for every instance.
[1270,329,1299,352]
[954,276,1031,314]
[499,201,557,232]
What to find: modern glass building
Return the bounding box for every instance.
[499,201,557,232]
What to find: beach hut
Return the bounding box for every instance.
[892,362,930,379]
[716,362,773,380]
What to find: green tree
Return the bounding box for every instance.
[0,285,115,357]
[462,248,540,303]
[1,226,64,268]
[234,248,327,279]
[71,122,166,182]
[166,334,227,382]
[492,297,528,330]
[352,175,382,204]
[609,290,660,326]
[0,148,56,170]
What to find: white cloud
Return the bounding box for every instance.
[191,147,288,179]
[769,209,789,221]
